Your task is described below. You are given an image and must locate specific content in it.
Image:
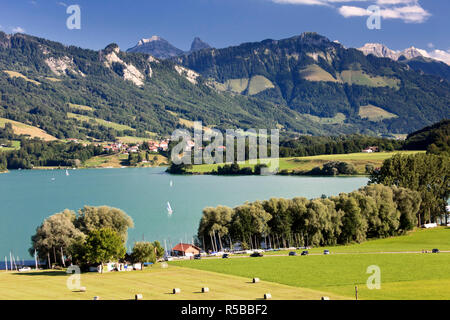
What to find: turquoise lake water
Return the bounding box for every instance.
[0,167,368,260]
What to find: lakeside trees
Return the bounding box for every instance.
[197,184,421,251]
[370,153,449,225]
[30,206,134,267]
[0,138,105,169]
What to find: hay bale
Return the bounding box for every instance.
[135,294,143,300]
[202,287,209,293]
[93,296,101,300]
[173,288,181,294]
[79,287,86,292]
[321,296,330,300]
[264,293,272,300]
[252,278,260,283]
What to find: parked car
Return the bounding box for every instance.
[432,248,440,253]
[288,251,297,256]
[323,250,330,255]
[301,250,309,256]
[222,253,229,259]
[250,252,263,257]
[194,254,202,260]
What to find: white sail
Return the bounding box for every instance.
[167,202,173,216]
[65,169,69,176]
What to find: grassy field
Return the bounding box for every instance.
[0,264,345,300]
[82,153,168,168]
[171,228,450,300]
[3,70,40,85]
[358,105,398,121]
[188,151,424,174]
[262,227,450,255]
[172,253,450,300]
[0,118,57,141]
[0,140,20,152]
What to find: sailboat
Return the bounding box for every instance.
[169,180,173,187]
[167,202,173,216]
[65,169,69,176]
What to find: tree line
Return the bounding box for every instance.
[0,137,106,170]
[197,184,421,251]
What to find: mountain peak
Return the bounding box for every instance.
[190,37,211,52]
[137,35,162,46]
[127,36,184,59]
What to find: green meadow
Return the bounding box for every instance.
[188,151,424,174]
[171,228,450,300]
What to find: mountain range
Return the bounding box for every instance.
[0,31,448,142]
[127,36,211,58]
[358,43,450,81]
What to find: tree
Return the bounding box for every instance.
[131,242,156,268]
[198,206,234,251]
[83,228,126,266]
[75,206,134,243]
[29,209,85,264]
[370,153,449,225]
[230,202,271,249]
[153,240,165,259]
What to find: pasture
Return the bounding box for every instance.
[0,264,344,300]
[188,151,424,174]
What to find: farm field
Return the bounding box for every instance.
[264,227,450,255]
[0,118,57,141]
[0,264,345,300]
[171,228,450,299]
[172,252,450,300]
[188,151,425,174]
[82,153,168,168]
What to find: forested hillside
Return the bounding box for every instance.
[0,31,449,141]
[178,32,450,134]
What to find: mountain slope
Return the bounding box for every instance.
[0,31,448,140]
[0,32,355,141]
[177,32,450,133]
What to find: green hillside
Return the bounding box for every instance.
[178,32,450,133]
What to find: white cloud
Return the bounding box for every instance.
[57,1,67,7]
[339,6,370,17]
[270,0,431,23]
[12,26,26,33]
[338,4,430,23]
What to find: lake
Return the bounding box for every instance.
[0,167,368,261]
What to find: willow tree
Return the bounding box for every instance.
[198,206,234,251]
[230,202,271,250]
[74,206,134,243]
[370,153,449,225]
[29,209,85,264]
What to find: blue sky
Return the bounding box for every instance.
[0,0,448,54]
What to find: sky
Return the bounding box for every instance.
[0,0,448,57]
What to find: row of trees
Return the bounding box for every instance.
[198,184,421,251]
[0,138,106,170]
[29,206,163,269]
[279,134,404,158]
